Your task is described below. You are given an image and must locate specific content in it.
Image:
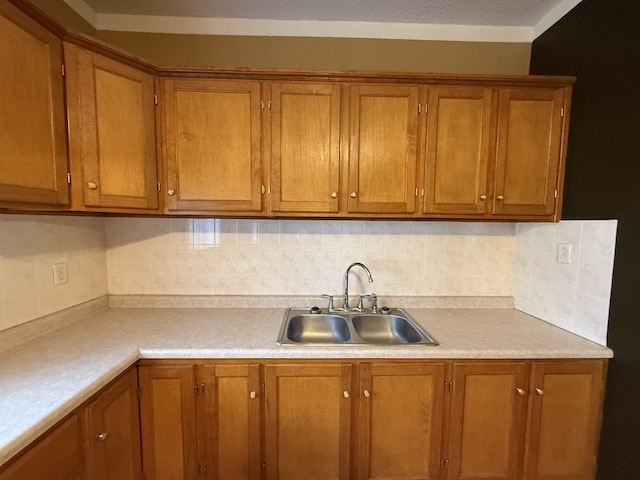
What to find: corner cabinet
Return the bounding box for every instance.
[0,0,69,208]
[161,78,264,215]
[64,43,160,213]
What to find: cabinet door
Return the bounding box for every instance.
[195,364,262,479]
[348,84,418,214]
[163,78,263,213]
[493,87,567,217]
[64,44,159,211]
[0,0,69,206]
[423,86,494,215]
[357,363,446,480]
[138,365,197,480]
[83,368,142,480]
[0,414,83,480]
[447,362,529,480]
[269,82,341,214]
[265,363,353,480]
[523,361,605,480]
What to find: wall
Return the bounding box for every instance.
[0,215,107,333]
[530,0,640,477]
[28,0,95,35]
[94,32,531,74]
[105,218,515,298]
[513,220,617,346]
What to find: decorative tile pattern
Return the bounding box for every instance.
[513,220,617,346]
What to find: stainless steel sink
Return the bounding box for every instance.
[277,308,438,346]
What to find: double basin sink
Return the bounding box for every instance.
[277,307,438,346]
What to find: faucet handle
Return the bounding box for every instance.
[321,294,335,312]
[357,293,378,313]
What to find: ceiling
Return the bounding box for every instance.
[63,0,582,42]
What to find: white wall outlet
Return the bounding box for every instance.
[557,243,573,264]
[53,262,68,285]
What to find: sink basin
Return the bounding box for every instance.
[286,314,351,343]
[351,314,425,344]
[277,308,438,346]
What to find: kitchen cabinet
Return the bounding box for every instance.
[0,414,83,480]
[347,84,419,215]
[523,361,605,480]
[0,0,69,208]
[162,78,263,215]
[64,43,160,213]
[492,87,568,218]
[356,362,446,480]
[445,361,529,480]
[421,85,494,216]
[195,363,262,479]
[82,368,142,480]
[265,363,353,480]
[267,82,342,215]
[138,365,198,480]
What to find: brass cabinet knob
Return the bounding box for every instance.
[535,388,544,396]
[516,387,526,396]
[331,192,338,199]
[480,194,487,201]
[250,391,257,399]
[350,192,357,198]
[343,390,350,398]
[96,432,108,441]
[87,182,98,190]
[497,195,504,201]
[363,389,370,398]
[167,189,176,196]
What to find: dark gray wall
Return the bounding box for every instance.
[530,1,640,478]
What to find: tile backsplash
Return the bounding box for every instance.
[0,214,617,347]
[0,215,107,332]
[105,218,516,297]
[513,220,617,346]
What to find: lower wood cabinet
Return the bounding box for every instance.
[82,367,142,480]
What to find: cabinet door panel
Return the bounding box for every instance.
[493,87,566,216]
[83,368,142,480]
[424,86,493,215]
[524,361,605,480]
[358,363,445,480]
[65,44,158,211]
[0,414,82,480]
[138,365,197,480]
[164,79,262,213]
[196,364,262,480]
[0,0,68,206]
[265,363,352,480]
[447,362,529,480]
[270,82,341,214]
[348,84,418,214]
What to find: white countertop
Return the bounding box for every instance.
[0,303,612,468]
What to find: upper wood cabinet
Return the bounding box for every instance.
[492,87,568,217]
[64,43,160,212]
[162,78,263,214]
[347,84,419,214]
[82,368,142,480]
[267,82,342,215]
[0,0,69,207]
[421,85,494,215]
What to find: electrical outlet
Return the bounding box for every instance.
[53,262,68,285]
[557,243,573,264]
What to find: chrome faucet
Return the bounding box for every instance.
[343,262,373,311]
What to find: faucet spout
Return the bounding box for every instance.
[343,262,373,310]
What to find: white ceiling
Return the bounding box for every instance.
[63,0,582,42]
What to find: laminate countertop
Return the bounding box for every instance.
[0,302,613,467]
